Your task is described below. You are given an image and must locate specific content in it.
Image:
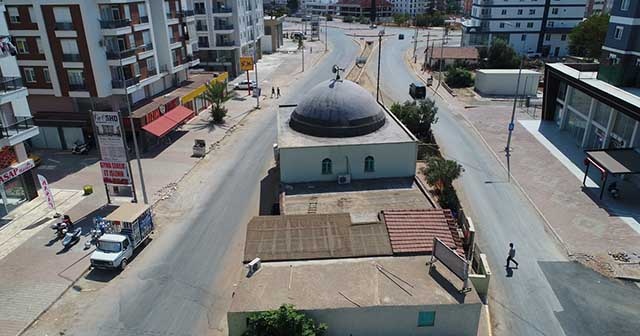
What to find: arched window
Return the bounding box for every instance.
[364,156,375,172]
[322,158,332,175]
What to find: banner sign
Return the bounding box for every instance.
[240,56,254,71]
[100,161,131,185]
[0,159,35,183]
[37,174,56,210]
[93,111,127,163]
[432,237,469,282]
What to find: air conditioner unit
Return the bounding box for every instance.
[337,174,351,185]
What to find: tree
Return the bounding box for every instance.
[569,14,610,59]
[422,156,462,191]
[359,15,370,24]
[342,16,354,23]
[393,13,409,26]
[326,14,333,21]
[286,0,298,13]
[390,99,438,140]
[201,81,227,124]
[486,38,520,69]
[243,304,327,336]
[445,67,474,88]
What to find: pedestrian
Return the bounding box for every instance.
[277,87,281,98]
[310,46,313,54]
[271,87,275,98]
[506,243,519,268]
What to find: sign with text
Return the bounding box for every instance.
[100,161,131,185]
[0,159,35,183]
[432,237,469,282]
[93,111,127,163]
[37,174,56,210]
[240,56,254,71]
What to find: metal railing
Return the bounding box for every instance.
[198,42,210,48]
[55,22,74,30]
[212,7,233,13]
[182,10,195,17]
[137,43,154,52]
[0,117,35,139]
[173,59,181,67]
[216,40,236,46]
[99,19,131,29]
[215,22,234,30]
[0,77,24,93]
[111,77,139,88]
[62,53,82,62]
[68,83,87,91]
[170,36,184,44]
[195,8,206,14]
[196,23,208,31]
[148,68,158,77]
[106,48,137,60]
[139,16,149,23]
[166,12,180,19]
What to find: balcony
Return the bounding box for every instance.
[137,43,154,52]
[215,22,234,30]
[106,48,137,60]
[212,7,233,14]
[198,42,210,48]
[54,22,74,30]
[0,77,24,93]
[139,16,149,23]
[62,53,82,62]
[111,77,140,88]
[99,18,131,29]
[195,7,206,14]
[173,59,182,67]
[196,23,208,31]
[0,117,38,144]
[68,83,87,91]
[166,12,180,19]
[170,36,184,44]
[216,40,236,47]
[148,68,158,77]
[182,10,195,17]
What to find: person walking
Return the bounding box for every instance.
[271,87,275,98]
[506,243,519,268]
[276,87,281,98]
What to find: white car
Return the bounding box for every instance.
[234,80,256,90]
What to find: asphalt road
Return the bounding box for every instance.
[367,26,640,336]
[57,28,360,336]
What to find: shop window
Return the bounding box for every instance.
[364,156,375,172]
[321,158,332,175]
[610,111,636,148]
[567,87,591,114]
[417,311,436,327]
[592,101,611,127]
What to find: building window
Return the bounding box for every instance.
[60,39,79,55]
[36,38,44,54]
[515,22,521,28]
[364,156,375,172]
[15,38,28,54]
[561,34,567,41]
[521,34,526,41]
[545,34,551,41]
[517,9,523,15]
[417,311,436,327]
[499,22,505,28]
[43,68,51,83]
[621,0,630,11]
[53,7,72,23]
[8,7,20,23]
[614,26,624,40]
[527,22,534,28]
[501,9,507,15]
[321,158,332,175]
[552,8,559,15]
[67,69,85,86]
[133,62,140,77]
[547,21,555,27]
[23,68,36,82]
[529,9,535,15]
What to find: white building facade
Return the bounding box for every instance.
[0,4,41,215]
[389,0,428,16]
[462,0,587,57]
[194,0,264,77]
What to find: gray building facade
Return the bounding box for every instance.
[598,0,640,87]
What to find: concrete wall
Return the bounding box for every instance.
[279,142,417,184]
[228,303,483,336]
[474,71,542,97]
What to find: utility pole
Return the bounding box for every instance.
[302,43,305,72]
[423,32,430,70]
[435,39,445,91]
[376,31,383,102]
[324,7,328,52]
[505,54,525,182]
[253,15,260,109]
[413,24,418,63]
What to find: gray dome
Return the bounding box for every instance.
[289,79,386,137]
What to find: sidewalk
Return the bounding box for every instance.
[0,39,329,336]
[407,57,640,280]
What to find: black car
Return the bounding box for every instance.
[409,82,426,100]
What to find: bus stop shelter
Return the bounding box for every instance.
[583,148,640,199]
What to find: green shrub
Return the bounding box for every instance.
[445,68,474,88]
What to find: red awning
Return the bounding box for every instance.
[164,105,194,124]
[141,106,193,137]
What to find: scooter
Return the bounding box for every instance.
[51,221,67,239]
[608,182,620,199]
[62,227,82,248]
[71,142,89,155]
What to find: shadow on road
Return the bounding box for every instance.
[259,167,280,215]
[85,267,121,282]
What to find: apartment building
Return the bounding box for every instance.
[462,0,587,57]
[0,4,40,215]
[585,0,613,16]
[337,0,393,20]
[194,0,264,77]
[302,0,338,16]
[388,0,427,17]
[598,0,640,87]
[5,0,200,149]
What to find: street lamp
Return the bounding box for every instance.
[501,21,526,181]
[376,29,384,102]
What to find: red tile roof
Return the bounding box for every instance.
[382,209,463,255]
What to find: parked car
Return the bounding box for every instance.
[234,80,256,90]
[291,31,306,40]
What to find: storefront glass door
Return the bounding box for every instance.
[1,177,28,214]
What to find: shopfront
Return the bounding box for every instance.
[0,158,38,217]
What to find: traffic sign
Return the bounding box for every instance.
[240,56,254,71]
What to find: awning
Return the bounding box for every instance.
[141,106,193,138]
[583,148,640,199]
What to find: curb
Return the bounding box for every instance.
[406,57,572,257]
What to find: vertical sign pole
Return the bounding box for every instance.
[90,110,111,205]
[118,110,138,203]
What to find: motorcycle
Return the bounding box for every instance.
[608,182,620,199]
[62,227,82,248]
[51,221,67,239]
[71,141,89,155]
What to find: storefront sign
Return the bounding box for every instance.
[99,161,131,185]
[240,56,254,71]
[181,72,229,104]
[93,111,127,163]
[37,174,56,210]
[0,159,35,184]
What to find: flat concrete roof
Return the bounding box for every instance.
[283,178,433,223]
[477,69,541,75]
[277,105,415,149]
[229,256,481,313]
[243,214,392,263]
